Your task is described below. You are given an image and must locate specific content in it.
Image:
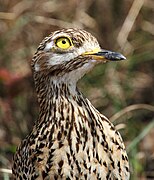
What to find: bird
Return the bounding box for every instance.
[12,28,130,179]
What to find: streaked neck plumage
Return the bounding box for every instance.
[12,28,130,180]
[33,58,99,121]
[33,69,104,126]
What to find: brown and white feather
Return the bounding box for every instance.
[12,28,130,180]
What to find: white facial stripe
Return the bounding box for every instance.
[48,52,76,66]
[44,41,54,51]
[34,63,40,72]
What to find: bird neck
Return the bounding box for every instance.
[34,73,92,123]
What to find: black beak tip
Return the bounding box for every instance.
[93,50,126,61]
[115,53,126,60]
[105,51,126,61]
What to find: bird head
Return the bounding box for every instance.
[32,28,126,82]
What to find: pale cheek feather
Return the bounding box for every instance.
[44,41,54,51]
[67,61,96,82]
[34,63,40,72]
[78,41,100,54]
[50,61,96,95]
[47,52,76,66]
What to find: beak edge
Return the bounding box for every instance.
[83,49,126,61]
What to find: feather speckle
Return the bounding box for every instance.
[12,28,130,179]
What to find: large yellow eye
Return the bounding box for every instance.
[55,37,72,49]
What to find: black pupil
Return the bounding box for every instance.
[62,40,66,44]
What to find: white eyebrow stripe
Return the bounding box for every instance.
[52,33,70,40]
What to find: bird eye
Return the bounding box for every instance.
[55,37,72,49]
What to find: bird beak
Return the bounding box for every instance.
[83,48,126,62]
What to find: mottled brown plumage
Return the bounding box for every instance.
[12,28,130,179]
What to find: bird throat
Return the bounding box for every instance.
[34,73,100,126]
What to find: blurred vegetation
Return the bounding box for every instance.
[0,0,154,179]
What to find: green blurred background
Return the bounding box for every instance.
[0,0,154,179]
